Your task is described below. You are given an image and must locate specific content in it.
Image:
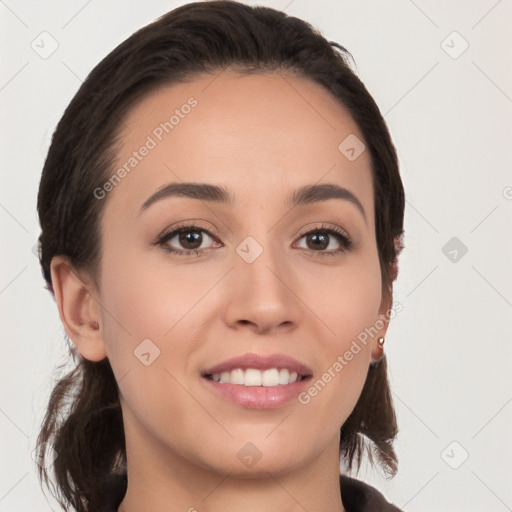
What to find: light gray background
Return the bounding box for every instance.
[1,1,511,511]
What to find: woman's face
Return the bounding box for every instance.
[90,71,389,478]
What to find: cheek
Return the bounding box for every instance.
[297,254,382,420]
[98,243,213,342]
[301,249,383,343]
[97,246,223,396]
[96,253,207,437]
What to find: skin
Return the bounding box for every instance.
[50,70,391,512]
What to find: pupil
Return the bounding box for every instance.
[308,232,328,250]
[180,230,202,249]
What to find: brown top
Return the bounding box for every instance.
[96,472,403,511]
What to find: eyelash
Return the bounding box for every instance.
[153,222,352,258]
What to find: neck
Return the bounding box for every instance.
[117,412,346,512]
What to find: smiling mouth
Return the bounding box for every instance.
[203,367,309,386]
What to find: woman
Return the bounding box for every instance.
[35,1,405,511]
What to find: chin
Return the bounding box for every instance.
[205,443,309,479]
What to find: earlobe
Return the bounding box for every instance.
[50,255,107,362]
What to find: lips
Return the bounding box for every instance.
[201,352,313,379]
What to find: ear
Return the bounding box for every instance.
[370,287,393,363]
[50,255,107,362]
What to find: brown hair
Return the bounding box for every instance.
[35,1,405,510]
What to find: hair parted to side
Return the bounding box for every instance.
[35,1,405,510]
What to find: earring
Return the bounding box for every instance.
[370,337,386,369]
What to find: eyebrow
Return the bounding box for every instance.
[139,182,366,222]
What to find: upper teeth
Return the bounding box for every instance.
[210,368,300,386]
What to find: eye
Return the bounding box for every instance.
[155,223,222,256]
[294,224,352,257]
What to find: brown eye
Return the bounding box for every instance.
[155,223,221,256]
[304,232,330,251]
[295,225,352,256]
[177,230,203,250]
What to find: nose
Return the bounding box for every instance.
[222,238,302,335]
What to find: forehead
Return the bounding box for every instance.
[107,70,374,221]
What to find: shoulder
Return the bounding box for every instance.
[340,474,404,512]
